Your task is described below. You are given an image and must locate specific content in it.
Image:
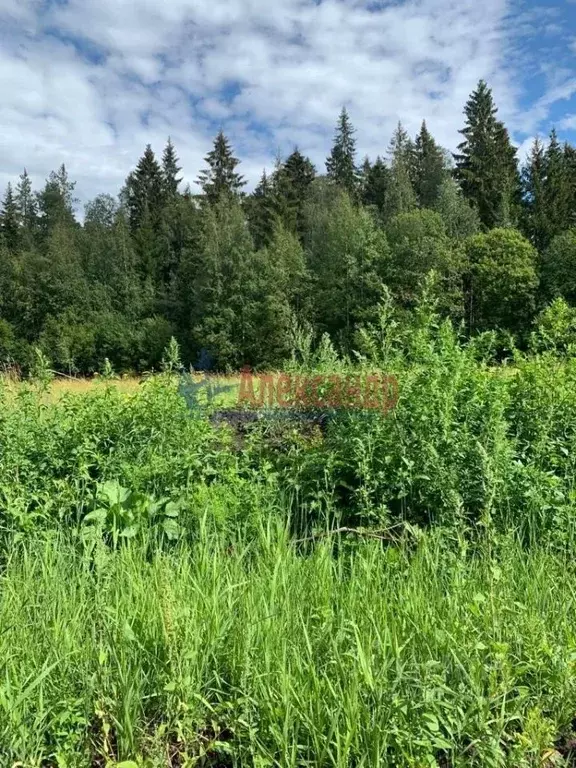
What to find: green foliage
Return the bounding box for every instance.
[161,336,182,373]
[411,120,449,208]
[2,84,576,768]
[383,122,417,220]
[521,131,575,251]
[303,189,389,345]
[541,228,576,305]
[29,346,54,387]
[124,144,165,234]
[0,88,574,375]
[454,80,520,229]
[385,209,463,316]
[530,298,576,356]
[1,182,20,252]
[161,137,182,198]
[196,131,246,205]
[326,107,359,197]
[464,228,539,333]
[2,300,576,763]
[360,155,388,212]
[82,480,183,547]
[434,178,481,240]
[271,148,316,237]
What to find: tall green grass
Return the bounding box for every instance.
[3,294,576,764]
[2,525,576,766]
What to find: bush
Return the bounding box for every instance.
[464,228,539,334]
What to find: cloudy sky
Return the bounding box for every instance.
[0,0,575,210]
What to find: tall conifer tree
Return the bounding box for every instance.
[197,131,246,204]
[454,80,519,229]
[411,121,447,208]
[162,138,182,199]
[326,107,359,197]
[124,145,165,232]
[1,183,20,253]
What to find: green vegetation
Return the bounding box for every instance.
[3,297,576,765]
[2,71,576,768]
[1,80,576,375]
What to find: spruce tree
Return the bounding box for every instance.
[1,183,20,253]
[273,149,316,236]
[37,164,78,238]
[543,129,573,242]
[15,169,37,236]
[282,149,316,198]
[124,144,165,232]
[454,80,519,229]
[162,138,182,198]
[521,137,548,250]
[564,142,576,213]
[383,123,417,220]
[187,197,256,368]
[196,131,246,205]
[245,170,276,250]
[361,156,388,212]
[326,107,359,197]
[411,121,447,208]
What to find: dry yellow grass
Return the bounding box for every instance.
[0,374,142,403]
[0,372,245,406]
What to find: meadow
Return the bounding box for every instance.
[3,299,576,767]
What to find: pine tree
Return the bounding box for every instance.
[124,144,165,232]
[454,80,519,229]
[1,183,20,253]
[411,121,447,208]
[162,138,182,198]
[326,107,359,197]
[197,131,246,205]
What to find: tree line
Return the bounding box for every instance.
[1,79,575,374]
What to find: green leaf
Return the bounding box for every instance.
[162,518,181,540]
[164,501,180,518]
[120,525,139,539]
[98,480,129,506]
[423,713,439,733]
[83,509,107,525]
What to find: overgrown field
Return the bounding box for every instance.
[4,301,576,766]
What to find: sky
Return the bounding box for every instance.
[0,0,575,211]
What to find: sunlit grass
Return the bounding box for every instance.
[1,526,575,766]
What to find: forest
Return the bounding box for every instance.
[6,78,576,766]
[1,79,575,375]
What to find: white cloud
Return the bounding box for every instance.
[559,114,576,131]
[0,0,573,209]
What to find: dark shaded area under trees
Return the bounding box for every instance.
[1,80,575,374]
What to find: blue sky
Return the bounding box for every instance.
[0,0,574,209]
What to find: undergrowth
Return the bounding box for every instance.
[2,287,576,765]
